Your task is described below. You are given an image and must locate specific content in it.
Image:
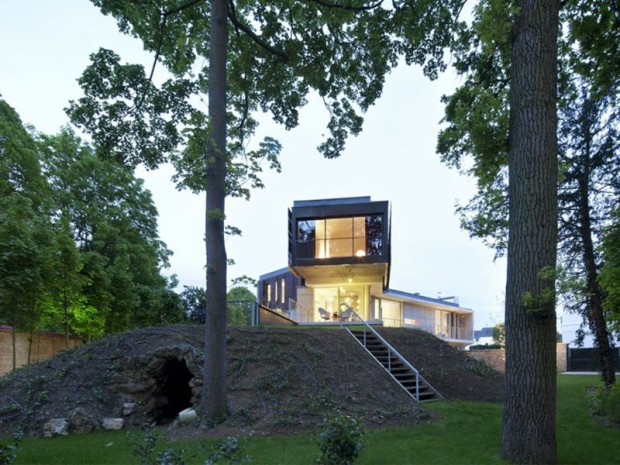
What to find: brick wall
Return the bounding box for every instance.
[0,326,83,376]
[556,343,568,372]
[468,348,506,372]
[468,343,569,373]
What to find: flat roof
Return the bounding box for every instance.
[293,196,372,208]
[258,267,291,281]
[382,288,470,311]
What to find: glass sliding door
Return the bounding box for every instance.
[312,285,368,321]
[380,299,402,327]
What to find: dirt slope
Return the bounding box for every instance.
[0,325,502,438]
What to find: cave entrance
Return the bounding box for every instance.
[153,358,194,425]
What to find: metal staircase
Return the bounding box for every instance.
[340,304,442,402]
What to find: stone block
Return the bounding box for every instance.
[44,418,68,438]
[69,407,97,434]
[102,418,124,430]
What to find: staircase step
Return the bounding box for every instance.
[386,365,408,372]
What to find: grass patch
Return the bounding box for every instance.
[12,376,620,465]
[556,375,619,464]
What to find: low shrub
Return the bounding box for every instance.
[0,431,21,465]
[130,428,251,465]
[317,412,365,465]
[130,427,187,465]
[205,436,252,465]
[588,383,620,424]
[468,344,503,350]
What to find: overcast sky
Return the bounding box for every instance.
[0,0,512,329]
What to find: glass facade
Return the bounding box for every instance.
[313,285,367,320]
[297,215,383,259]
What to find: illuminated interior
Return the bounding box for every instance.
[313,285,368,320]
[297,215,383,259]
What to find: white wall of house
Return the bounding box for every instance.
[380,299,401,327]
[403,303,436,332]
[561,312,595,348]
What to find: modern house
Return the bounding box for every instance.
[258,197,474,347]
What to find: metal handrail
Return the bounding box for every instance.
[339,303,442,402]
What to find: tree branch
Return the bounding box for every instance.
[227,0,288,62]
[306,0,384,11]
[137,0,206,109]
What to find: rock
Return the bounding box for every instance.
[123,402,137,416]
[107,379,155,394]
[101,418,124,430]
[178,408,197,425]
[44,418,68,438]
[69,408,97,434]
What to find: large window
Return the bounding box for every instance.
[297,215,383,259]
[313,285,367,320]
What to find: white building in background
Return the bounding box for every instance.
[560,312,596,348]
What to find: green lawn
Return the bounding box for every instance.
[12,375,619,465]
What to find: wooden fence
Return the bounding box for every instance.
[0,326,82,376]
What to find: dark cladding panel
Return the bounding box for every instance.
[257,269,299,310]
[289,198,390,267]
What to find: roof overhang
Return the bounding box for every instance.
[290,262,389,287]
[381,289,473,314]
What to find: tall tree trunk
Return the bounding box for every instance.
[64,289,69,349]
[201,0,229,423]
[27,333,33,364]
[11,327,16,373]
[575,99,616,388]
[501,1,560,464]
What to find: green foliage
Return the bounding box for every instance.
[65,48,194,170]
[231,275,257,288]
[464,357,496,376]
[564,0,620,98]
[522,288,556,318]
[469,343,502,350]
[0,100,48,199]
[588,384,620,425]
[1,99,181,340]
[0,431,21,465]
[317,412,365,465]
[180,285,255,326]
[130,428,186,465]
[204,436,252,465]
[491,323,505,346]
[130,429,251,465]
[227,286,255,327]
[601,209,620,335]
[0,100,55,335]
[70,0,468,189]
[38,127,179,334]
[181,285,207,324]
[0,193,49,330]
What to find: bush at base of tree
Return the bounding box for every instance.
[588,384,620,425]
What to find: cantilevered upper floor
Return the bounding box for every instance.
[288,196,391,288]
